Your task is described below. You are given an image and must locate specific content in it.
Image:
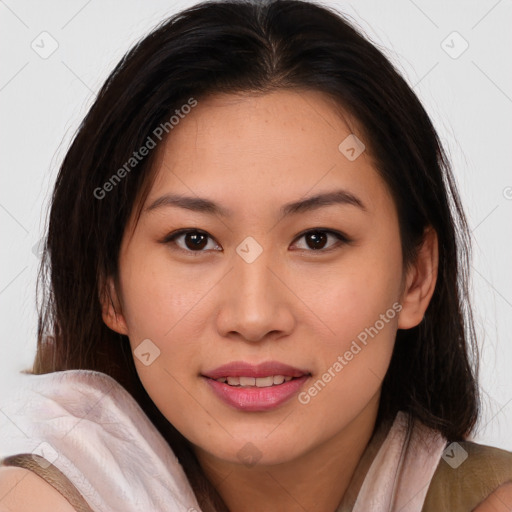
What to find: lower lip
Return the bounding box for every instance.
[203,375,310,412]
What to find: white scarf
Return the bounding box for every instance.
[0,370,446,512]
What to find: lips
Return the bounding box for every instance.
[203,373,311,411]
[201,360,311,380]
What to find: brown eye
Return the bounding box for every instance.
[164,229,220,253]
[182,231,209,250]
[293,229,349,252]
[304,231,328,250]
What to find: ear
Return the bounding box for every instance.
[397,226,439,330]
[99,275,129,335]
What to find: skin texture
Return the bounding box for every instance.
[0,467,76,511]
[101,89,439,512]
[473,482,512,511]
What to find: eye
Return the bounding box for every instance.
[162,228,350,254]
[291,229,350,252]
[163,229,221,253]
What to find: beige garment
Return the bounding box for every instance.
[336,414,512,512]
[4,441,512,512]
[0,370,202,512]
[422,440,512,511]
[1,370,511,511]
[336,411,448,511]
[4,436,512,512]
[0,410,441,512]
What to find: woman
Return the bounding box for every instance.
[1,0,511,510]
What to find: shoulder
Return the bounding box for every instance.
[0,466,76,511]
[473,481,512,511]
[422,440,512,512]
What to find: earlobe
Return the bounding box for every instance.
[397,226,439,330]
[99,275,129,335]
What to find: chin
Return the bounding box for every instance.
[209,437,302,468]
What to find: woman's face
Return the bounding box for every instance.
[104,89,434,468]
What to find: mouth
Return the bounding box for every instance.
[201,369,311,411]
[207,375,303,388]
[201,361,312,411]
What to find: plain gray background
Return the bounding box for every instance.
[1,0,511,450]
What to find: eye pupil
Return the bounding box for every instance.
[185,232,208,250]
[306,231,327,250]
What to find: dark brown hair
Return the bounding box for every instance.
[31,1,480,510]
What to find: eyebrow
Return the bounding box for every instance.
[145,189,367,219]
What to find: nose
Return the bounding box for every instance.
[215,245,295,343]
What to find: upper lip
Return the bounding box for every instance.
[202,361,311,379]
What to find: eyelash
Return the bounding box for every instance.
[161,228,351,255]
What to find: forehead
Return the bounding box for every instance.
[142,89,392,220]
[158,89,361,169]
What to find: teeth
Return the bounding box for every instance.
[214,375,297,387]
[239,376,256,387]
[273,375,285,385]
[255,376,274,387]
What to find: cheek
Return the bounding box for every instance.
[314,284,398,394]
[118,248,203,340]
[317,247,403,346]
[297,286,399,438]
[117,250,212,395]
[305,239,402,406]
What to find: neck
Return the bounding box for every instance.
[194,393,388,512]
